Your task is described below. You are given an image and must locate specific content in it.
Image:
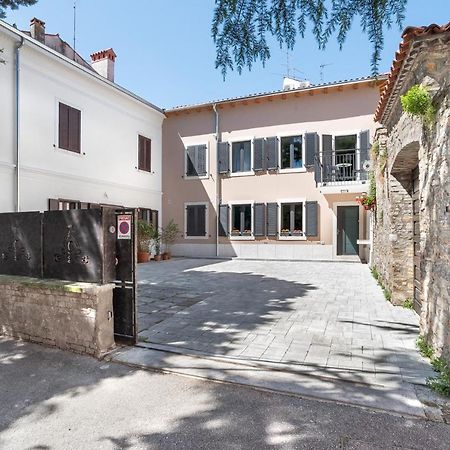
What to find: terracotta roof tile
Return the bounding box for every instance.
[375,22,450,122]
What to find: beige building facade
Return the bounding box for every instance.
[163,77,385,261]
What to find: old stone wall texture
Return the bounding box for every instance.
[373,38,450,360]
[0,276,115,357]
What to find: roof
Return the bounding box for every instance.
[0,20,164,116]
[166,75,387,114]
[375,22,450,123]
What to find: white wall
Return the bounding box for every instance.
[0,25,164,214]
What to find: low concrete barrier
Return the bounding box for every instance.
[0,275,115,357]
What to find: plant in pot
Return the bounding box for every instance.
[137,220,154,263]
[161,219,180,260]
[356,194,376,211]
[152,227,162,261]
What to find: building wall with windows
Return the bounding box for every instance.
[0,22,164,218]
[162,78,384,260]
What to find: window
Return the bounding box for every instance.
[138,135,151,172]
[335,134,357,151]
[138,208,159,228]
[59,102,81,153]
[281,135,302,169]
[280,203,304,237]
[49,198,81,210]
[232,141,251,173]
[231,204,252,236]
[186,144,207,177]
[185,204,207,237]
[334,134,357,181]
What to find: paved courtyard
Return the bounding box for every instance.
[137,258,433,385]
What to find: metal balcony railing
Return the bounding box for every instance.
[315,148,369,185]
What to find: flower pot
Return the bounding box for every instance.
[154,254,162,262]
[137,251,149,263]
[162,252,169,260]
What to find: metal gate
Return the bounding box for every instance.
[112,208,137,343]
[412,166,422,314]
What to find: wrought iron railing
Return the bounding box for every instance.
[315,148,369,184]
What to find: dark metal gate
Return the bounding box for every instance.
[412,166,422,314]
[112,209,137,343]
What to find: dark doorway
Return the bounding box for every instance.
[412,166,422,314]
[337,206,359,256]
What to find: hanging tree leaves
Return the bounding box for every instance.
[212,0,407,77]
[0,0,38,19]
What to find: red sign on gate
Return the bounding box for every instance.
[117,215,132,240]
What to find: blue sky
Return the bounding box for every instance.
[5,0,449,109]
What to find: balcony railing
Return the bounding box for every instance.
[315,148,369,185]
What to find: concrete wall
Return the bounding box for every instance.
[0,24,164,214]
[0,275,115,357]
[163,82,381,260]
[373,36,450,359]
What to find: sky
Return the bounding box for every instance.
[4,0,449,109]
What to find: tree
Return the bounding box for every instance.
[212,0,407,77]
[0,0,37,19]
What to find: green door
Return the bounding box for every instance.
[337,206,359,255]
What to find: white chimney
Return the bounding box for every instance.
[90,48,117,82]
[283,76,311,91]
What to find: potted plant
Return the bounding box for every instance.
[356,194,376,211]
[137,220,154,263]
[152,227,162,261]
[161,219,179,260]
[280,228,290,237]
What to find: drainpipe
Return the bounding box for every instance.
[15,37,24,212]
[213,103,220,257]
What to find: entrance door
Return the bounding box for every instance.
[337,206,359,255]
[412,166,422,314]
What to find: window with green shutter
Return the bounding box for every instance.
[280,203,304,237]
[58,102,81,153]
[186,145,207,177]
[185,204,207,237]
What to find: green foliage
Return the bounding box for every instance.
[161,220,180,252]
[400,85,435,125]
[382,286,391,302]
[371,265,379,281]
[212,0,407,77]
[137,220,155,252]
[370,142,380,159]
[403,298,414,309]
[416,337,450,397]
[151,227,162,255]
[0,0,37,19]
[370,265,391,301]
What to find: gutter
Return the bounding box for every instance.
[213,103,220,257]
[15,36,24,212]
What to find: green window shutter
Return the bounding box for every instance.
[266,203,278,236]
[186,146,196,176]
[305,201,319,237]
[253,203,266,236]
[322,135,333,181]
[186,205,196,236]
[219,204,229,236]
[359,130,370,167]
[58,103,69,150]
[197,145,207,176]
[253,138,265,171]
[304,132,318,167]
[266,137,278,170]
[197,204,206,236]
[218,142,229,174]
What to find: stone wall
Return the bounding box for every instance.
[372,37,450,359]
[0,275,115,357]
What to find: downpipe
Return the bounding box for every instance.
[15,37,24,212]
[213,103,220,257]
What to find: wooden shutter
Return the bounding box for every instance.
[266,203,278,236]
[186,205,196,236]
[197,145,207,176]
[58,103,69,150]
[304,132,318,167]
[186,146,196,175]
[266,137,278,170]
[219,204,229,236]
[197,204,206,236]
[305,201,319,237]
[253,138,265,171]
[138,135,145,170]
[359,130,370,166]
[253,203,266,236]
[322,134,333,181]
[218,142,229,174]
[48,198,59,211]
[145,138,152,172]
[68,107,81,153]
[138,136,151,172]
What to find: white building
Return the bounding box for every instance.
[0,18,164,224]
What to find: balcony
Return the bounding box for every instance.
[315,148,369,193]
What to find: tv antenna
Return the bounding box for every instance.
[73,0,77,59]
[319,63,333,83]
[282,49,307,81]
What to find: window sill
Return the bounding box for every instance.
[230,171,254,177]
[137,168,154,174]
[56,147,84,157]
[230,235,255,241]
[184,175,209,180]
[278,235,307,241]
[278,167,306,174]
[185,235,209,240]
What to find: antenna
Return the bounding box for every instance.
[319,63,333,83]
[73,0,77,59]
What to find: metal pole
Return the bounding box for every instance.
[15,36,24,212]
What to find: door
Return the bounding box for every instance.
[113,208,137,343]
[412,166,422,314]
[337,206,359,255]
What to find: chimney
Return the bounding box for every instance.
[30,17,45,43]
[90,48,117,82]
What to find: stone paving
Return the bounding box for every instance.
[137,258,434,385]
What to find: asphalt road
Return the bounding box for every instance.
[1,337,449,450]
